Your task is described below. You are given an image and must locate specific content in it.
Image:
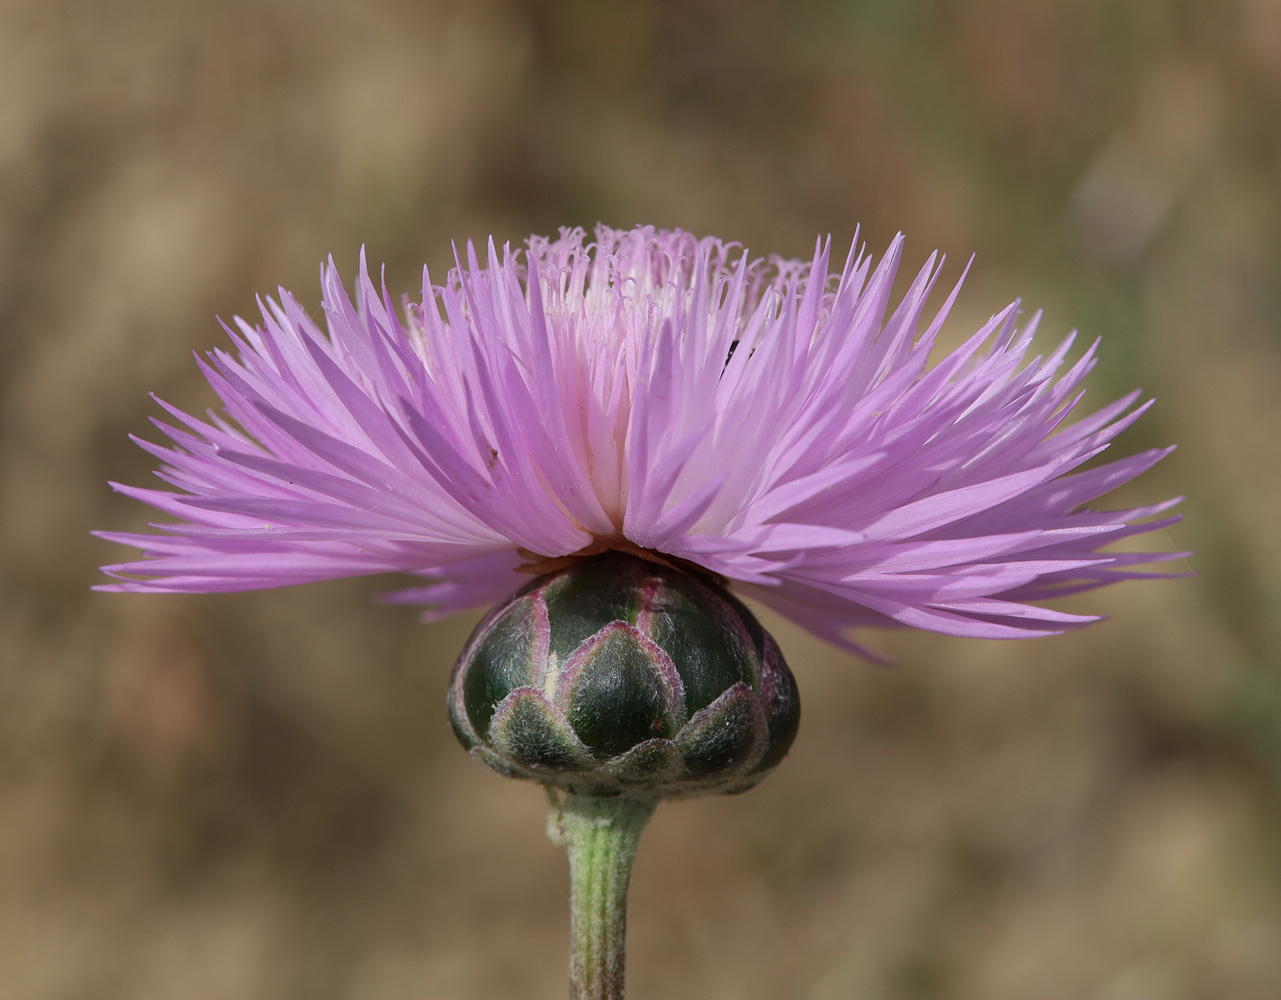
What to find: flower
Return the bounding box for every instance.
[96,224,1185,659]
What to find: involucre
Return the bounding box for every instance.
[448,552,800,798]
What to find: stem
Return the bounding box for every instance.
[547,792,656,1000]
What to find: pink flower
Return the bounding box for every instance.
[97,225,1185,658]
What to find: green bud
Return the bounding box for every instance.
[447,551,800,798]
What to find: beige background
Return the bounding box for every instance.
[1,1,1278,997]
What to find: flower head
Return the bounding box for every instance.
[97,224,1185,658]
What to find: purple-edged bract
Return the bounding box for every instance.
[97,225,1185,659]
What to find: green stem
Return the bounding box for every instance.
[547,792,656,1000]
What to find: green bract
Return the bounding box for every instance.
[448,552,800,798]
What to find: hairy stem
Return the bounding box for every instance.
[548,792,656,1000]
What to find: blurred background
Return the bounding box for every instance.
[1,1,1278,997]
